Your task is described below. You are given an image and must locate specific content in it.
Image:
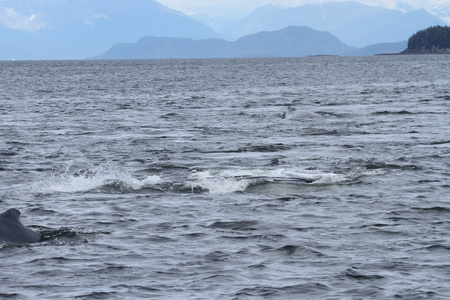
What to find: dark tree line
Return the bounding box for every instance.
[407,25,450,52]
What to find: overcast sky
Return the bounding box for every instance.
[156,0,450,18]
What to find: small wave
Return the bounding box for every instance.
[204,250,230,262]
[275,244,326,257]
[418,244,450,252]
[365,162,421,171]
[235,282,331,297]
[38,227,80,244]
[412,206,450,213]
[74,291,117,299]
[38,226,109,246]
[373,110,414,115]
[338,267,385,281]
[208,220,259,231]
[238,144,292,153]
[31,163,162,195]
[430,140,450,145]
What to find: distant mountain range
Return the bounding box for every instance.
[0,0,221,60]
[0,1,447,60]
[92,26,410,60]
[196,2,446,47]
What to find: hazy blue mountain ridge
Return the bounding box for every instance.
[232,26,355,57]
[0,1,447,60]
[92,26,357,59]
[97,37,230,60]
[0,0,221,60]
[211,2,445,47]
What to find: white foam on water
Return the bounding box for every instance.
[30,165,350,196]
[187,168,345,194]
[31,164,162,194]
[187,171,251,194]
[313,173,347,184]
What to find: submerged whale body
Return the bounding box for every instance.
[283,107,320,120]
[0,208,42,245]
[230,175,318,183]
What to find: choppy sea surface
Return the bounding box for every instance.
[0,56,449,299]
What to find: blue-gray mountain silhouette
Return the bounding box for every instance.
[210,2,445,47]
[0,0,221,60]
[92,26,357,59]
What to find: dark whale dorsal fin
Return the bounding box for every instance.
[1,208,21,222]
[0,208,42,244]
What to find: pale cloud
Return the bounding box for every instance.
[0,7,46,31]
[85,13,109,26]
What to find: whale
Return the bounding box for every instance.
[226,175,318,183]
[283,107,321,120]
[0,208,42,245]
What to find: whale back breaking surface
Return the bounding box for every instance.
[284,107,321,120]
[0,209,42,245]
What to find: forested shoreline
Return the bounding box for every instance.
[402,25,450,54]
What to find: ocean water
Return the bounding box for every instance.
[0,56,449,299]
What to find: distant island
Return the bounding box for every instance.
[91,26,358,60]
[401,25,450,54]
[91,25,414,60]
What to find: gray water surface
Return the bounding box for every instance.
[1,56,449,299]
